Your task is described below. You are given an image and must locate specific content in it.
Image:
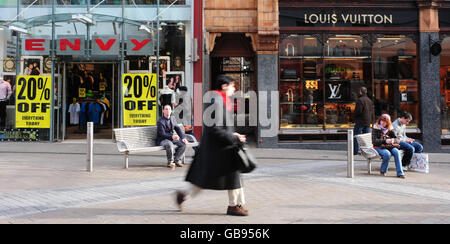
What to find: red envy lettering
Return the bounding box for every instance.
[94,39,116,50]
[60,39,81,51]
[130,39,151,51]
[25,39,46,51]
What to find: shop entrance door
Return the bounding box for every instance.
[62,62,118,140]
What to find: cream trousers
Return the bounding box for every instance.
[187,184,246,207]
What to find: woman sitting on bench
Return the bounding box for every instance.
[372,114,406,179]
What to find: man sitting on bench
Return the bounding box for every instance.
[157,105,188,169]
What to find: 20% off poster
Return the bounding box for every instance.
[122,73,158,126]
[15,75,52,128]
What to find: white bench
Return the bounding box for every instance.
[355,133,404,174]
[113,125,199,169]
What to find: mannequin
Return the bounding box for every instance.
[68,97,80,125]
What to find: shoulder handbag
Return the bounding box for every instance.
[236,143,257,174]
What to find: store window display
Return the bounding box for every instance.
[440,36,450,134]
[372,35,418,126]
[279,33,419,130]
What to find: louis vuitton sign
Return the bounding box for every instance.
[280,9,418,28]
[304,13,392,25]
[22,35,154,56]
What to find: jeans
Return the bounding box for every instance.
[160,139,186,163]
[375,147,405,176]
[399,141,423,166]
[353,125,371,155]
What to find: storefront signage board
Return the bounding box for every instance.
[122,73,158,126]
[56,35,86,56]
[91,35,120,56]
[280,9,418,27]
[15,75,52,128]
[22,35,153,56]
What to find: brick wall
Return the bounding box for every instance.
[204,0,279,54]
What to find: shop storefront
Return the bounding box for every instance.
[439,6,450,145]
[278,6,421,143]
[0,1,193,142]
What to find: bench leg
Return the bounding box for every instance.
[125,152,129,169]
[368,159,372,175]
[182,154,185,164]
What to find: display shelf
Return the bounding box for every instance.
[281,56,372,59]
[373,78,418,81]
[324,101,357,104]
[280,56,321,59]
[280,78,300,82]
[323,56,370,60]
[280,102,305,105]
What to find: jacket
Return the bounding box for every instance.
[372,125,400,149]
[185,92,242,190]
[354,95,373,126]
[392,119,408,142]
[156,115,185,145]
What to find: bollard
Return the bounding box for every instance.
[347,129,354,178]
[87,122,94,172]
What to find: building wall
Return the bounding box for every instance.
[204,0,279,147]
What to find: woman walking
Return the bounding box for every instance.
[175,74,249,216]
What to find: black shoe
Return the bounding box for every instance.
[176,191,186,211]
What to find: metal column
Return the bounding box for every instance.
[347,130,354,178]
[50,0,56,142]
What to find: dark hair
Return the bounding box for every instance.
[179,86,188,92]
[401,111,412,120]
[360,86,367,95]
[216,74,234,90]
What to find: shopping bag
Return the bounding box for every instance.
[409,153,429,173]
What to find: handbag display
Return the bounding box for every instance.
[409,153,429,173]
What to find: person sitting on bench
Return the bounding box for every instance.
[157,104,188,169]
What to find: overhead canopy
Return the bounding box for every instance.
[3,13,147,29]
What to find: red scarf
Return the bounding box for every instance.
[214,90,232,111]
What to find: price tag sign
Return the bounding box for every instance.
[15,75,52,128]
[99,82,107,91]
[122,73,157,126]
[79,88,86,98]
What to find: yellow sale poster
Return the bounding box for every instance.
[15,75,52,128]
[122,73,158,126]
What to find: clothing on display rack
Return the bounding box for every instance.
[75,99,111,127]
[68,102,81,125]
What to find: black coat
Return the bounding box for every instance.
[354,95,373,126]
[156,115,185,145]
[185,93,242,190]
[372,125,399,149]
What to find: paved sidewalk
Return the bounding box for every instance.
[0,142,449,224]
